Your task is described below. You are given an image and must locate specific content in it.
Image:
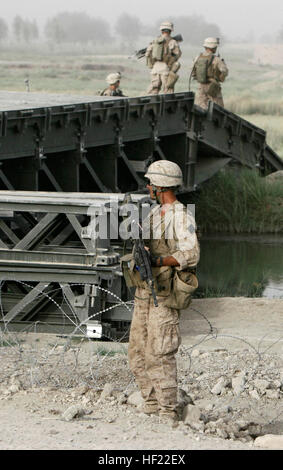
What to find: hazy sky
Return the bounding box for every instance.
[2,0,283,40]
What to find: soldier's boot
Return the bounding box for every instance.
[159,410,179,428]
[142,400,159,415]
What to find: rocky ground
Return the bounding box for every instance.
[0,297,282,450]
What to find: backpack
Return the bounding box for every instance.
[152,37,165,61]
[194,54,215,84]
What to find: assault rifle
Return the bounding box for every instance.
[132,219,158,307]
[131,34,183,60]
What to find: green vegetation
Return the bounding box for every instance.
[0,338,23,347]
[194,169,283,234]
[96,346,127,356]
[241,115,283,157]
[193,281,268,298]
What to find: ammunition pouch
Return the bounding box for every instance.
[121,253,172,296]
[146,54,155,69]
[207,79,221,98]
[170,61,181,73]
[164,270,198,310]
[121,253,147,289]
[121,252,198,309]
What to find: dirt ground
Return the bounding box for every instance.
[0,297,282,450]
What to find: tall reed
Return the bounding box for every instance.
[194,169,283,233]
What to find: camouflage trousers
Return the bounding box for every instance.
[195,83,224,109]
[128,287,181,414]
[147,73,175,95]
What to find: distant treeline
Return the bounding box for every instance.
[0,12,222,45]
[1,12,283,46]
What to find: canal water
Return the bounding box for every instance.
[196,235,283,298]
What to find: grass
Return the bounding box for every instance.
[194,169,283,234]
[96,346,127,356]
[241,115,283,156]
[193,282,268,298]
[0,340,17,347]
[96,347,117,356]
[0,338,24,347]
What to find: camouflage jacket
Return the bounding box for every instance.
[144,200,200,269]
[100,87,125,97]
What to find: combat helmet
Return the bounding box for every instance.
[203,37,220,49]
[145,160,183,188]
[106,72,121,85]
[160,21,174,32]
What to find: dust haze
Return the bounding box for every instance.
[1,0,283,41]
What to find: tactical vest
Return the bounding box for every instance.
[194,54,215,84]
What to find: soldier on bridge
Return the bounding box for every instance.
[145,21,182,95]
[191,37,229,109]
[100,72,126,97]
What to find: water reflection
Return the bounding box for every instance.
[196,236,283,298]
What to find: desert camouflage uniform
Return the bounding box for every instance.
[192,51,229,109]
[146,38,182,95]
[128,201,199,417]
[100,87,125,97]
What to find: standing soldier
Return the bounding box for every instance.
[124,161,199,426]
[191,37,228,109]
[100,72,126,97]
[145,22,182,95]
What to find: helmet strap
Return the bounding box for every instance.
[151,185,171,204]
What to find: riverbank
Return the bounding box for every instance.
[192,169,283,234]
[194,234,283,299]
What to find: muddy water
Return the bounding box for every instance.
[197,235,283,298]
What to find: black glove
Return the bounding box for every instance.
[150,254,163,267]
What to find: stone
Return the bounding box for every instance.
[249,389,260,400]
[254,379,269,393]
[116,392,127,405]
[182,404,204,429]
[204,403,214,412]
[265,389,280,399]
[265,170,283,183]
[9,384,21,393]
[62,405,86,422]
[191,349,200,358]
[211,377,229,395]
[76,385,89,396]
[216,428,229,439]
[254,434,283,450]
[201,352,210,358]
[272,380,281,389]
[232,372,247,395]
[178,388,194,406]
[237,421,262,438]
[100,383,114,400]
[127,391,143,407]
